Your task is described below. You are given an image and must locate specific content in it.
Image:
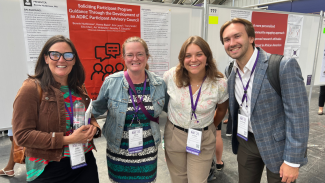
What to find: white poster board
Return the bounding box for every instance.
[0,0,203,130]
[207,5,320,86]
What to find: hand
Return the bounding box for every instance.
[85,125,97,141]
[279,162,299,183]
[69,125,96,144]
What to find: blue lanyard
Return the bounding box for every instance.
[189,76,206,123]
[236,50,259,107]
[128,75,147,124]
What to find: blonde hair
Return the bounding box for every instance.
[122,37,149,70]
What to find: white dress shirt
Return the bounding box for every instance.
[233,48,258,133]
[233,48,299,168]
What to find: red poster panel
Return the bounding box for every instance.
[67,0,141,100]
[252,12,288,55]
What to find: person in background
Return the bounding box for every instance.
[12,35,100,183]
[214,106,224,171]
[318,86,325,115]
[0,129,15,177]
[92,37,166,183]
[163,36,228,183]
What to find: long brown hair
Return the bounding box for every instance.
[220,18,256,47]
[29,35,85,94]
[175,36,223,87]
[122,37,149,70]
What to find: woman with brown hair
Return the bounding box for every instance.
[12,35,100,183]
[163,36,228,183]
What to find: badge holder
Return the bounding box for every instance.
[237,107,249,141]
[127,114,143,154]
[186,128,203,156]
[69,143,87,169]
[69,119,87,169]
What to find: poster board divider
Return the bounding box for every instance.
[308,11,324,104]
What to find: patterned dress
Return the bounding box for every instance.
[106,79,158,183]
[25,86,93,182]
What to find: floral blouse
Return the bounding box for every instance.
[163,67,228,129]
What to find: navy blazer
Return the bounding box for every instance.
[228,48,309,173]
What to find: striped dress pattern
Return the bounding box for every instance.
[25,86,93,182]
[106,80,158,183]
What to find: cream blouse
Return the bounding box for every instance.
[163,67,229,129]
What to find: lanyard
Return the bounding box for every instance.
[236,50,259,107]
[189,76,206,122]
[128,74,147,124]
[64,89,74,131]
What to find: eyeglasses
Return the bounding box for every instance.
[125,53,146,60]
[48,51,75,61]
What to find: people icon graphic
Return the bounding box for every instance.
[91,63,105,81]
[91,63,124,81]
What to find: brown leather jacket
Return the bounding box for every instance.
[12,79,101,162]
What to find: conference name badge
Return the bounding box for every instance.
[237,113,249,141]
[69,143,87,169]
[186,128,202,155]
[128,126,143,154]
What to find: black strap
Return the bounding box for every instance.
[227,61,234,77]
[267,54,283,97]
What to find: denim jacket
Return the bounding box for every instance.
[92,70,166,153]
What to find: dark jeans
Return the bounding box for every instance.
[319,86,325,107]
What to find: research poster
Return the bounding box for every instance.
[227,10,304,56]
[230,9,252,21]
[20,0,171,100]
[20,0,70,75]
[283,15,304,62]
[252,12,288,55]
[140,7,171,77]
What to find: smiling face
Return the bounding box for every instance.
[183,43,207,78]
[222,23,254,63]
[123,42,148,74]
[45,42,75,85]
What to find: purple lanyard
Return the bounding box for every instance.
[189,76,206,122]
[128,75,147,123]
[64,89,74,130]
[236,50,259,107]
